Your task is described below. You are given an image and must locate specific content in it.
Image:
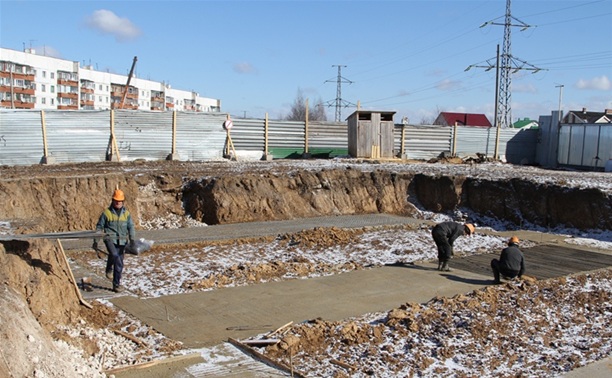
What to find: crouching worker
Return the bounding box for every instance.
[431,222,475,271]
[491,236,525,284]
[92,188,135,293]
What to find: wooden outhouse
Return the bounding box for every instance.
[347,110,396,158]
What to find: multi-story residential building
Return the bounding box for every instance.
[0,47,221,112]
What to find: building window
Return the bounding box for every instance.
[51,98,54,105]
[42,71,46,78]
[50,85,55,93]
[41,84,46,92]
[41,97,46,104]
[50,72,55,79]
[99,84,103,91]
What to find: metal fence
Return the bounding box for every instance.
[558,123,612,170]
[1,109,538,166]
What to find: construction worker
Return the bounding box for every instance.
[431,221,475,271]
[491,236,525,284]
[93,188,135,293]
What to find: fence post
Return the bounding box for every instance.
[107,110,121,161]
[452,123,458,156]
[167,110,178,160]
[263,113,273,161]
[40,110,54,164]
[494,122,501,160]
[303,98,311,158]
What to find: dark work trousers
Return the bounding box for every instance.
[104,239,126,288]
[432,228,453,263]
[491,259,519,282]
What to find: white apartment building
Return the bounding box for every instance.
[0,47,221,112]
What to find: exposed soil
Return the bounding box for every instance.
[0,159,611,377]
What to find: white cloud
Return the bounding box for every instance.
[575,75,612,91]
[233,62,257,74]
[85,10,142,42]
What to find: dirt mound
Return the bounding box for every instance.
[261,269,612,377]
[0,239,81,329]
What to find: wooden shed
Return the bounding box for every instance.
[347,110,396,158]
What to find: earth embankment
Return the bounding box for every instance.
[0,160,610,233]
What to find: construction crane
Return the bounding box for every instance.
[119,56,137,109]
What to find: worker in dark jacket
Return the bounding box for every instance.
[431,221,475,271]
[93,188,135,293]
[491,236,525,283]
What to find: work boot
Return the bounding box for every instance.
[437,261,442,271]
[113,285,123,293]
[441,261,451,272]
[106,270,113,280]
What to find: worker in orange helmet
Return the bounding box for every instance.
[431,222,475,271]
[491,236,525,284]
[92,188,135,293]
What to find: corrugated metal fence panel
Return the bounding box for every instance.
[0,110,45,165]
[174,112,227,160]
[44,110,110,163]
[114,110,174,161]
[307,122,348,156]
[268,120,304,146]
[308,122,348,147]
[596,126,612,168]
[558,124,612,169]
[454,127,496,157]
[231,118,265,151]
[501,128,538,164]
[396,125,453,160]
[558,125,571,165]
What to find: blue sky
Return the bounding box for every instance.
[1,0,611,123]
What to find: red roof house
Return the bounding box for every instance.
[433,112,492,127]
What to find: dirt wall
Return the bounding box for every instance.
[0,167,610,233]
[0,239,81,329]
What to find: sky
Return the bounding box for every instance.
[1,0,611,123]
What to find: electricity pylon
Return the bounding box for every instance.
[324,65,355,122]
[466,0,543,128]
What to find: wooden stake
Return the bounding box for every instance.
[57,239,93,309]
[228,338,308,378]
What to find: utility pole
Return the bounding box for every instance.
[555,84,564,123]
[467,0,543,128]
[324,65,355,122]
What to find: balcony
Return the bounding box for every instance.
[58,104,79,110]
[80,100,94,107]
[1,100,35,109]
[0,71,35,81]
[58,92,78,100]
[57,78,78,86]
[80,87,94,94]
[0,85,35,95]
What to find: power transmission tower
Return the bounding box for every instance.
[324,65,355,122]
[467,0,543,128]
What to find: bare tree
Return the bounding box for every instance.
[285,88,328,121]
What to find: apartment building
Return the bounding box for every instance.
[0,47,221,112]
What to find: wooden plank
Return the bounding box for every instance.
[57,239,93,309]
[104,352,202,374]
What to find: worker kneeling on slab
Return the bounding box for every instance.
[92,188,136,293]
[431,222,475,272]
[491,236,525,284]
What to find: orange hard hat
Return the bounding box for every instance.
[465,223,475,235]
[509,236,520,244]
[112,189,125,201]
